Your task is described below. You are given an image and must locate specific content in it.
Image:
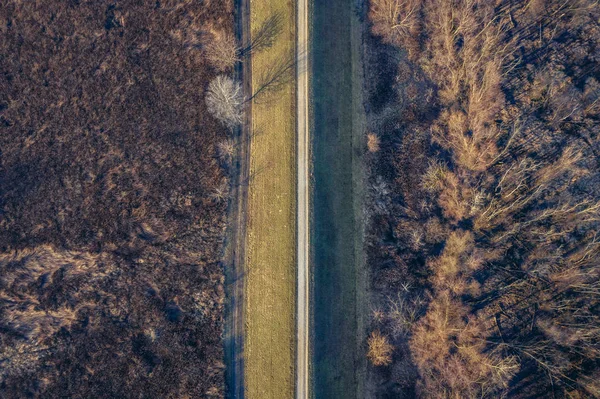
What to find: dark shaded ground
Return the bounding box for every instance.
[223,0,251,397]
[310,0,366,397]
[0,1,232,397]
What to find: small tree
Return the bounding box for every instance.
[367,133,380,153]
[367,330,394,366]
[217,139,235,166]
[206,75,243,129]
[204,31,239,72]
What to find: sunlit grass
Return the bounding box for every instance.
[245,0,296,397]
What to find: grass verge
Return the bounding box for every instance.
[244,0,296,397]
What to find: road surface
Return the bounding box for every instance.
[311,0,366,397]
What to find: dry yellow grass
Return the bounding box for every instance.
[244,0,296,397]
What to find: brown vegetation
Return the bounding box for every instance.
[368,330,395,367]
[367,132,381,153]
[204,30,239,72]
[366,0,600,397]
[0,0,234,397]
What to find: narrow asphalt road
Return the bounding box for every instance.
[296,0,309,396]
[311,0,366,397]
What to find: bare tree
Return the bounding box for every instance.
[204,31,239,72]
[216,138,236,166]
[369,0,420,55]
[365,0,600,396]
[206,75,243,129]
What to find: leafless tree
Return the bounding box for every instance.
[210,178,230,202]
[369,0,420,55]
[365,0,600,396]
[216,139,236,166]
[204,31,239,72]
[206,75,243,129]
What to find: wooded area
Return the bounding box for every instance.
[365,0,600,397]
[0,1,234,397]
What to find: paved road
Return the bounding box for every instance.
[311,0,366,397]
[296,0,309,396]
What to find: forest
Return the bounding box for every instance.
[0,0,235,397]
[365,0,600,397]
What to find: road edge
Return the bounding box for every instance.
[352,0,368,397]
[296,0,309,395]
[224,0,251,397]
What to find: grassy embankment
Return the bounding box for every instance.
[245,0,296,397]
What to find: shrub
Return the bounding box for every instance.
[367,330,394,366]
[204,31,239,72]
[367,133,380,153]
